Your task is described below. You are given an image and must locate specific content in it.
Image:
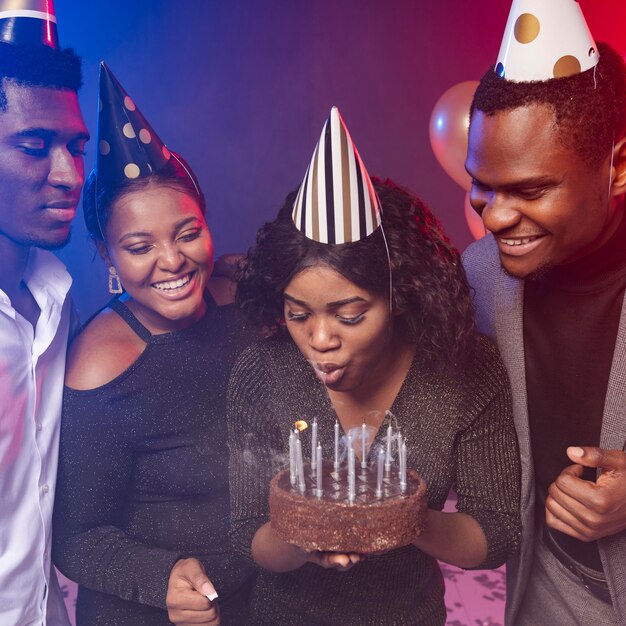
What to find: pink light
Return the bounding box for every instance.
[45,0,52,45]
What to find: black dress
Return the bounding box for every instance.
[53,295,255,625]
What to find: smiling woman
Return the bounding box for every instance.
[51,65,255,626]
[98,184,214,334]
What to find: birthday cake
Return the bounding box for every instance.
[269,460,427,554]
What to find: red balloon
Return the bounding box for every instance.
[464,191,487,241]
[429,81,479,191]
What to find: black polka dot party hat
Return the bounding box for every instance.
[95,61,171,186]
[0,0,59,48]
[292,106,381,244]
[496,0,598,82]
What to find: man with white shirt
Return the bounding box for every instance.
[0,2,88,624]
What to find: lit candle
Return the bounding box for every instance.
[334,420,340,470]
[295,434,305,492]
[376,447,384,498]
[316,443,323,498]
[385,424,393,472]
[348,434,355,503]
[311,419,318,470]
[289,429,296,486]
[361,423,368,469]
[400,441,407,492]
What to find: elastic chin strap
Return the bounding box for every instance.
[608,133,615,201]
[373,190,394,317]
[379,221,393,316]
[171,152,201,198]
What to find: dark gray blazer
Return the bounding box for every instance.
[463,234,626,625]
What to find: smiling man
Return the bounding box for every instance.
[462,1,626,624]
[0,2,88,624]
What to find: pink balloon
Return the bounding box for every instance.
[464,191,487,240]
[429,81,479,191]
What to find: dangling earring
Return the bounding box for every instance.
[108,266,123,294]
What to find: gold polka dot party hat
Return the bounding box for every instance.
[496,0,599,82]
[292,107,381,244]
[0,0,59,48]
[95,61,171,186]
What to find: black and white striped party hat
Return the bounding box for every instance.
[0,0,59,49]
[292,107,381,244]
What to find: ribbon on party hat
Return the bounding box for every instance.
[292,106,381,244]
[95,61,172,186]
[496,0,599,82]
[0,0,58,49]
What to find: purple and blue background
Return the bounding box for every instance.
[55,0,626,322]
[52,3,625,621]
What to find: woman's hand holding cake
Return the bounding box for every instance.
[251,522,363,573]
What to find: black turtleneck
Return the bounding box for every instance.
[524,209,626,571]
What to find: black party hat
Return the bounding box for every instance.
[0,0,59,49]
[95,62,171,186]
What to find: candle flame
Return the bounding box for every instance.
[294,420,308,432]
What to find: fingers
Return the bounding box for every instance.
[168,606,220,626]
[167,601,219,626]
[567,446,626,471]
[166,559,221,625]
[307,551,364,571]
[547,453,626,541]
[545,492,595,541]
[201,581,219,602]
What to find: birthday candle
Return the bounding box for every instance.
[334,420,340,469]
[316,443,323,498]
[385,424,393,472]
[400,441,407,492]
[361,423,368,469]
[376,447,384,498]
[289,429,296,486]
[348,434,355,503]
[295,434,305,492]
[311,419,318,470]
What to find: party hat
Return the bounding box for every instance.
[495,0,598,82]
[0,0,59,48]
[292,107,381,244]
[95,62,171,186]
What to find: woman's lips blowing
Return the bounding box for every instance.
[313,363,346,387]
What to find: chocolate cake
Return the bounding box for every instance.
[269,460,427,554]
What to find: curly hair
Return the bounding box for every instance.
[236,178,478,367]
[83,152,206,242]
[0,41,82,109]
[470,42,626,166]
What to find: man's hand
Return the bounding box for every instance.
[546,446,626,542]
[166,558,220,626]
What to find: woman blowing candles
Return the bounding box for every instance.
[228,107,521,625]
[52,64,254,626]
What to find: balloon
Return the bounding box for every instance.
[464,191,487,240]
[429,81,479,191]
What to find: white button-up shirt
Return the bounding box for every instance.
[0,249,72,626]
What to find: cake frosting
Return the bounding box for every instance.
[269,460,427,554]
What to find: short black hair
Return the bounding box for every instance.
[470,42,626,166]
[0,41,82,109]
[236,178,479,368]
[83,152,207,242]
